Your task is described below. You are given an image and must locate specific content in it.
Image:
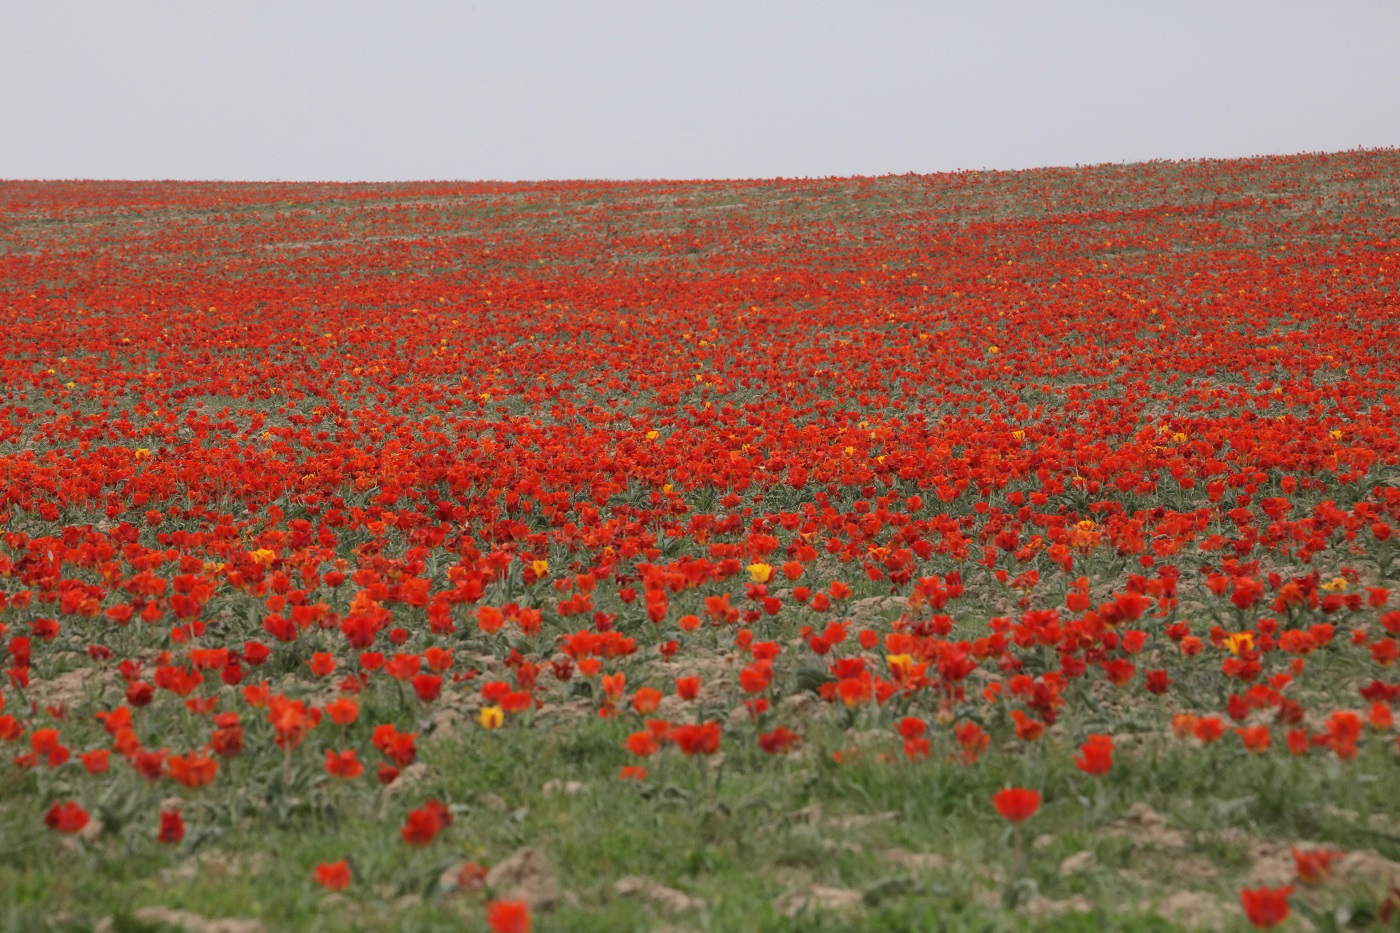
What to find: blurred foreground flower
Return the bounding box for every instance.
[1239,886,1292,928]
[992,787,1040,824]
[487,899,530,933]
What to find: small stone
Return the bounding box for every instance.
[77,817,104,843]
[774,885,863,917]
[883,848,948,873]
[382,762,429,798]
[1059,850,1095,876]
[486,848,566,911]
[777,693,816,717]
[613,876,704,912]
[822,839,863,854]
[132,907,267,933]
[1022,894,1093,917]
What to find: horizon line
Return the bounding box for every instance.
[3,146,1396,189]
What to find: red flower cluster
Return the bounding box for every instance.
[2,152,1399,914]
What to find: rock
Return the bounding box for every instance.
[132,907,266,933]
[382,762,429,798]
[613,876,704,912]
[1058,850,1095,876]
[883,848,948,873]
[777,692,816,718]
[1022,894,1093,918]
[654,694,690,719]
[848,595,906,619]
[486,848,566,911]
[78,817,104,843]
[822,839,863,854]
[774,885,863,917]
[480,792,509,812]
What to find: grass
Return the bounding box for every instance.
[3,696,1399,930]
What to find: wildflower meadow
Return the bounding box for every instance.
[1,149,1399,930]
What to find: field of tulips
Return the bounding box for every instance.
[2,149,1400,931]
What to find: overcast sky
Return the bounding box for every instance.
[2,1,1396,182]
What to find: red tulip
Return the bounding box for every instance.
[992,788,1041,824]
[157,809,185,844]
[44,801,90,835]
[1240,886,1292,928]
[486,900,531,933]
[314,860,352,891]
[1074,734,1114,776]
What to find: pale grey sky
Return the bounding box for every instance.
[2,1,1396,181]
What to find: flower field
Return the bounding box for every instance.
[2,150,1400,931]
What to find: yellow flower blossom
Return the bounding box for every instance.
[1223,632,1254,655]
[747,563,773,584]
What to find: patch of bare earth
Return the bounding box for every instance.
[131,907,266,933]
[1142,891,1240,931]
[1021,894,1093,919]
[484,847,574,911]
[1234,832,1400,891]
[159,851,269,885]
[1105,803,1188,850]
